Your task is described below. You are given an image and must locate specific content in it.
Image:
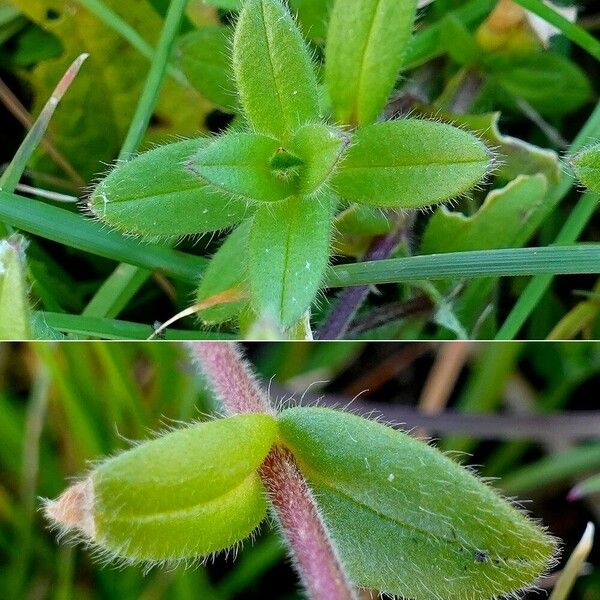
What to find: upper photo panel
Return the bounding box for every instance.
[1,0,599,340]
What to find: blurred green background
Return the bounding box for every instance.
[0,341,599,599]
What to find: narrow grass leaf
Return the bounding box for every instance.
[232,0,320,142]
[249,195,333,328]
[325,0,417,126]
[278,407,557,600]
[332,120,492,208]
[45,414,277,562]
[89,138,251,238]
[548,523,594,600]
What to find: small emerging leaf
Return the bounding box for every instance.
[292,123,348,195]
[571,143,600,194]
[233,0,320,142]
[175,26,236,110]
[45,413,277,563]
[190,133,299,202]
[0,235,30,340]
[278,407,557,600]
[196,221,251,325]
[90,139,250,238]
[325,0,417,126]
[249,194,334,329]
[332,120,492,208]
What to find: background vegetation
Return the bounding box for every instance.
[0,341,598,598]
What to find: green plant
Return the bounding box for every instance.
[88,0,493,336]
[45,342,557,600]
[571,143,600,194]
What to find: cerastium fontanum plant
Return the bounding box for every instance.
[87,0,494,338]
[45,343,557,600]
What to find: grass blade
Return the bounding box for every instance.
[326,245,600,288]
[83,0,191,320]
[549,523,594,600]
[0,191,207,281]
[34,311,232,340]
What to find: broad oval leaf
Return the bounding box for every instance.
[46,413,277,563]
[325,0,417,126]
[89,139,251,238]
[196,221,251,325]
[278,407,557,600]
[0,235,30,340]
[175,26,237,110]
[249,194,334,329]
[190,132,299,202]
[421,175,548,255]
[571,143,600,194]
[332,120,492,208]
[232,0,320,142]
[291,123,348,195]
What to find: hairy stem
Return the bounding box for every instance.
[190,342,272,415]
[188,342,357,600]
[260,446,358,600]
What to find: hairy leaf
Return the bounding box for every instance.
[232,0,320,142]
[442,111,561,184]
[325,0,417,126]
[278,407,557,600]
[571,143,600,194]
[89,138,250,238]
[0,235,30,340]
[196,221,251,325]
[47,413,277,562]
[292,123,348,195]
[190,133,299,202]
[175,26,236,110]
[248,195,333,328]
[332,120,491,208]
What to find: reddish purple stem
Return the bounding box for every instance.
[188,342,357,600]
[317,221,409,340]
[190,342,273,415]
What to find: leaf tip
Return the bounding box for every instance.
[44,478,96,539]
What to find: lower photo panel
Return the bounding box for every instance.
[1,341,599,600]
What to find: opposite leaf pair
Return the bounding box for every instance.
[89,0,493,332]
[46,407,556,600]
